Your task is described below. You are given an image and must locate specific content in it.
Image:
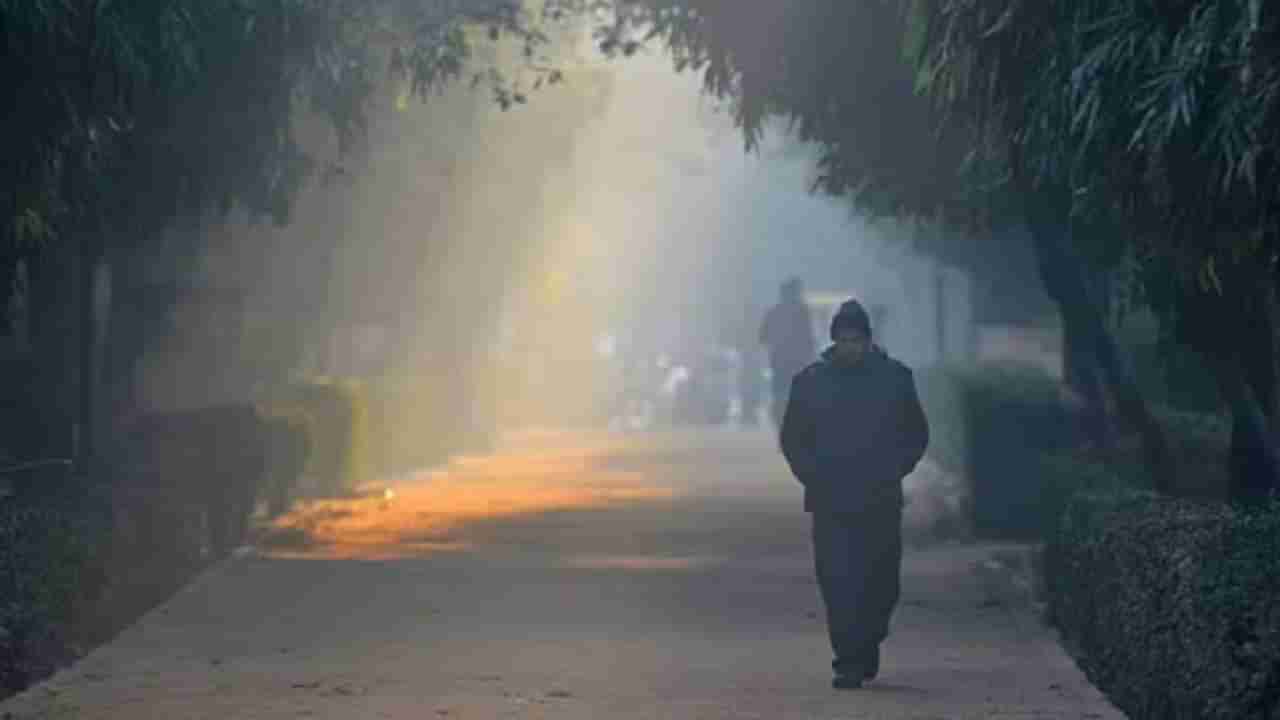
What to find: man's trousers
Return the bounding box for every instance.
[811,510,903,676]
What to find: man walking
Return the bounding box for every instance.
[779,298,929,689]
[760,277,817,428]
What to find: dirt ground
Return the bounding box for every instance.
[0,428,1121,719]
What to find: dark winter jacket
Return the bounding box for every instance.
[779,346,929,514]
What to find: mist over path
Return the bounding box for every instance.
[0,430,1119,719]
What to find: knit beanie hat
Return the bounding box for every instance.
[830,298,872,340]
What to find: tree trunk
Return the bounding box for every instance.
[1191,272,1280,504]
[101,250,182,430]
[26,247,79,460]
[103,256,142,424]
[76,230,98,474]
[1062,318,1112,452]
[1023,206,1175,492]
[0,255,15,339]
[1211,355,1280,503]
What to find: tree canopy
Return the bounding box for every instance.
[6,0,1280,498]
[1,0,584,257]
[595,0,1280,499]
[0,0,586,466]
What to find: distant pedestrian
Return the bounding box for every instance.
[759,278,817,428]
[779,298,929,689]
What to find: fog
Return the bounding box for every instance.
[143,12,975,465]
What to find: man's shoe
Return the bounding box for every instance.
[832,674,864,690]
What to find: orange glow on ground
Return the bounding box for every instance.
[258,430,679,560]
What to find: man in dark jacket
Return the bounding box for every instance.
[780,298,929,689]
[760,277,817,428]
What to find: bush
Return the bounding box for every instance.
[1036,450,1142,535]
[1128,340,1222,415]
[917,367,1078,538]
[1038,406,1230,513]
[1047,490,1280,719]
[0,490,110,693]
[272,380,366,496]
[268,373,484,494]
[257,412,312,517]
[1156,407,1230,500]
[111,405,269,555]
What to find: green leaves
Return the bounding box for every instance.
[1049,491,1280,718]
[903,0,1280,365]
[1,0,583,256]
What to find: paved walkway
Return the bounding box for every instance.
[0,429,1121,719]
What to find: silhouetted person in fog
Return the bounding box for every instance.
[760,278,817,428]
[780,299,929,690]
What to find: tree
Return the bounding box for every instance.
[911,0,1280,501]
[0,0,580,468]
[595,0,1173,486]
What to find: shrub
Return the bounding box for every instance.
[0,489,109,693]
[1039,406,1230,511]
[1036,450,1142,535]
[257,412,312,517]
[1047,490,1280,719]
[917,367,1078,538]
[1156,407,1230,500]
[1128,340,1222,415]
[110,405,269,555]
[269,373,483,493]
[274,380,364,496]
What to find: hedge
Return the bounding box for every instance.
[267,380,366,496]
[915,360,1236,538]
[1037,406,1230,514]
[1128,339,1222,415]
[261,372,494,498]
[0,401,317,699]
[0,486,110,694]
[916,367,1078,538]
[257,412,311,517]
[110,405,274,555]
[1047,489,1280,719]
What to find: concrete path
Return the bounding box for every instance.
[0,429,1121,719]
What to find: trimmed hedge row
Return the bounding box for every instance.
[916,364,1231,538]
[1047,490,1280,719]
[0,490,109,693]
[916,367,1079,538]
[1128,339,1222,415]
[266,380,366,497]
[269,374,485,497]
[1,402,315,699]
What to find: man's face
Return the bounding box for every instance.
[832,328,871,364]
